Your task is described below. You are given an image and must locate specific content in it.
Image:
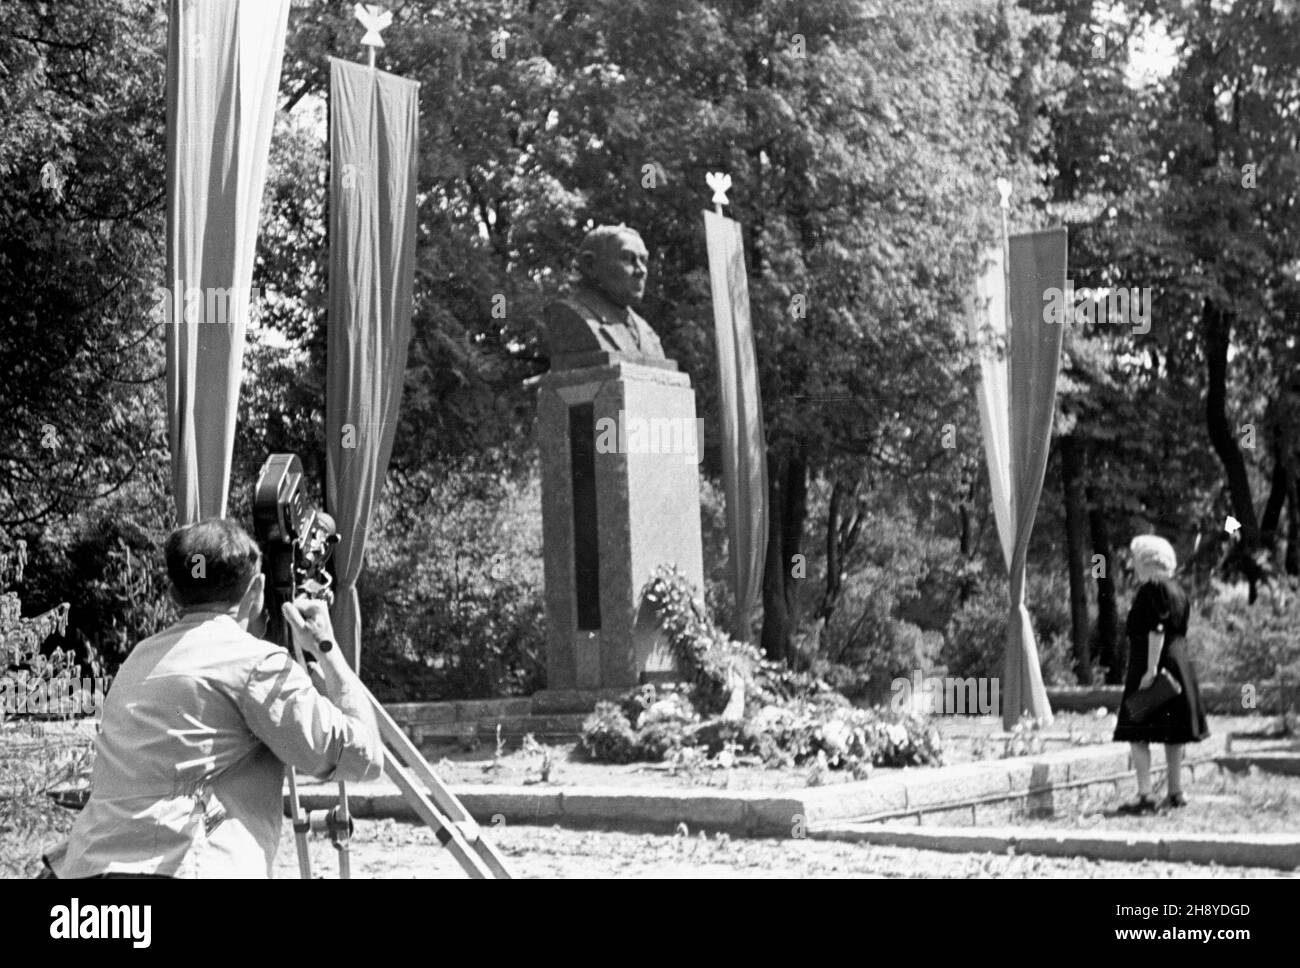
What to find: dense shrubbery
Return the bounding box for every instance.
[696,477,739,639]
[21,497,174,677]
[358,461,547,702]
[770,495,1076,699]
[1185,580,1300,684]
[7,476,174,679]
[942,570,1076,687]
[811,501,954,694]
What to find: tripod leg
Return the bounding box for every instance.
[334,780,351,879]
[365,686,511,877]
[383,754,495,878]
[285,766,312,879]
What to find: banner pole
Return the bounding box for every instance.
[996,176,1013,526]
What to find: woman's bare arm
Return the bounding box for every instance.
[1145,630,1164,681]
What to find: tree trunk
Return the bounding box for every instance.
[958,467,978,604]
[1288,496,1300,576]
[817,478,865,626]
[1271,401,1300,575]
[1204,298,1266,601]
[1260,448,1286,544]
[818,480,848,625]
[1060,435,1092,684]
[1086,487,1121,684]
[760,451,808,665]
[760,469,788,663]
[1203,298,1258,540]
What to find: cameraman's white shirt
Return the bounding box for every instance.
[55,611,383,878]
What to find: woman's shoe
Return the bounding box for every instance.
[1163,792,1188,809]
[1116,795,1159,815]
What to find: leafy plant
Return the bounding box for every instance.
[1,539,84,723]
[520,733,556,784]
[1001,713,1046,759]
[578,702,639,765]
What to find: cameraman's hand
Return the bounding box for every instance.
[281,598,336,661]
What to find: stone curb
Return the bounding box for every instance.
[1216,752,1300,776]
[806,823,1300,871]
[298,783,804,836]
[798,734,1225,824]
[1048,683,1294,715]
[294,734,1227,836]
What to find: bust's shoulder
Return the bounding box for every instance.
[544,292,595,323]
[549,283,613,316]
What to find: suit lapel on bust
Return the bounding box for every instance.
[576,286,644,352]
[595,323,622,352]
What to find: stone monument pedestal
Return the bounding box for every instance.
[537,356,706,692]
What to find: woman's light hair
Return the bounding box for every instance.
[1130,534,1176,577]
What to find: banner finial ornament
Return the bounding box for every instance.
[996,177,1012,210]
[354,3,392,49]
[706,171,732,209]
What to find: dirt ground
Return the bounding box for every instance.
[5,714,1296,879]
[270,817,1297,879]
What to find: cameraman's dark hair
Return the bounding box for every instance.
[165,518,261,607]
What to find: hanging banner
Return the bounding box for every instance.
[325,58,419,671]
[704,209,769,643]
[165,0,290,523]
[968,227,1067,728]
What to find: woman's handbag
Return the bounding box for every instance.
[1123,668,1183,724]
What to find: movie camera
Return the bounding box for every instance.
[252,454,339,649]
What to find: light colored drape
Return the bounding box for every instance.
[165,0,290,524]
[325,58,419,672]
[968,228,1067,727]
[704,210,769,642]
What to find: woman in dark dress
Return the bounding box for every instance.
[1113,535,1209,814]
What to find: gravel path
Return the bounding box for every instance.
[270,818,1296,879]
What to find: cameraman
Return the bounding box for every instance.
[50,518,384,878]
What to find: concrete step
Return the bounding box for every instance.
[410,714,589,749]
[1048,682,1297,714]
[1217,751,1300,776]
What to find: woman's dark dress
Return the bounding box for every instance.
[1112,577,1210,744]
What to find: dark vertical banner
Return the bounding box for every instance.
[165,0,290,523]
[968,228,1067,728]
[704,210,769,642]
[325,57,419,671]
[1004,227,1067,727]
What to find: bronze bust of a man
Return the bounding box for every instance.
[542,224,669,369]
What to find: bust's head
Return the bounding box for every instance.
[577,225,647,308]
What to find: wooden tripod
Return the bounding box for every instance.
[283,649,512,879]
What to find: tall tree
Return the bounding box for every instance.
[0,0,169,530]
